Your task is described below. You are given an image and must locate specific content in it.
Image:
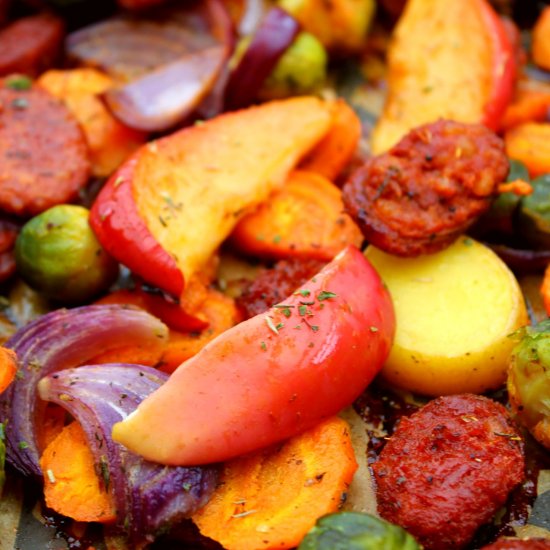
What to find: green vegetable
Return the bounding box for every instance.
[298,512,421,550]
[15,205,119,304]
[517,173,550,249]
[259,32,327,100]
[508,320,550,449]
[475,159,529,236]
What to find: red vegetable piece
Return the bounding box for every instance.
[224,6,299,110]
[0,13,64,77]
[112,246,395,466]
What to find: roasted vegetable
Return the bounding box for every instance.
[508,319,550,449]
[15,205,118,304]
[298,512,421,550]
[258,31,327,100]
[517,174,550,249]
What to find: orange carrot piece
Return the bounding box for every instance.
[299,99,362,182]
[38,404,67,451]
[38,68,147,177]
[192,416,358,550]
[541,263,550,317]
[0,346,16,394]
[505,122,550,178]
[533,6,550,72]
[40,421,117,524]
[230,170,364,262]
[159,289,243,374]
[500,87,550,131]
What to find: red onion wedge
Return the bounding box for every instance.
[0,304,168,477]
[66,0,235,132]
[224,7,300,110]
[38,364,218,542]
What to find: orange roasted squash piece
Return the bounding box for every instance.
[40,421,117,524]
[230,170,363,261]
[192,416,358,550]
[38,68,147,177]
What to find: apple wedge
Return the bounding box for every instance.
[90,96,333,297]
[371,0,516,154]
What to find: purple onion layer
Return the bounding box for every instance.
[38,364,218,542]
[0,304,168,477]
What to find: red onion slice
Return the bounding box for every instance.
[0,304,168,477]
[38,364,218,541]
[224,7,300,110]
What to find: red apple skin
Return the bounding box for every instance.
[479,0,517,131]
[90,156,185,298]
[112,245,396,466]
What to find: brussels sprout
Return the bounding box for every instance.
[475,159,528,236]
[15,205,118,304]
[508,320,550,450]
[517,173,550,249]
[258,32,327,100]
[298,512,421,550]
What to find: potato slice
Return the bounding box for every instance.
[366,237,528,396]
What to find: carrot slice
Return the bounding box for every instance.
[0,347,16,394]
[230,170,364,261]
[299,99,362,182]
[505,122,550,178]
[159,289,242,373]
[192,416,358,550]
[533,6,550,72]
[38,68,147,177]
[500,86,550,131]
[40,421,116,524]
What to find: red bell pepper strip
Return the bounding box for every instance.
[112,245,396,466]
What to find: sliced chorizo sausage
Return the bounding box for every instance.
[0,13,64,77]
[0,81,90,216]
[236,257,327,319]
[342,120,509,256]
[372,394,525,550]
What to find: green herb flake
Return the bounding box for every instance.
[463,238,473,247]
[296,289,311,297]
[317,291,337,301]
[273,235,282,244]
[275,322,284,330]
[18,441,29,450]
[5,76,32,91]
[182,482,192,491]
[310,325,320,332]
[260,341,267,351]
[298,305,308,316]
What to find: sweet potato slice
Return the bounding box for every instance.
[0,347,16,394]
[230,170,363,261]
[38,68,147,177]
[40,421,116,524]
[91,96,333,297]
[192,416,358,550]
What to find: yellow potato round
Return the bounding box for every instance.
[366,237,528,396]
